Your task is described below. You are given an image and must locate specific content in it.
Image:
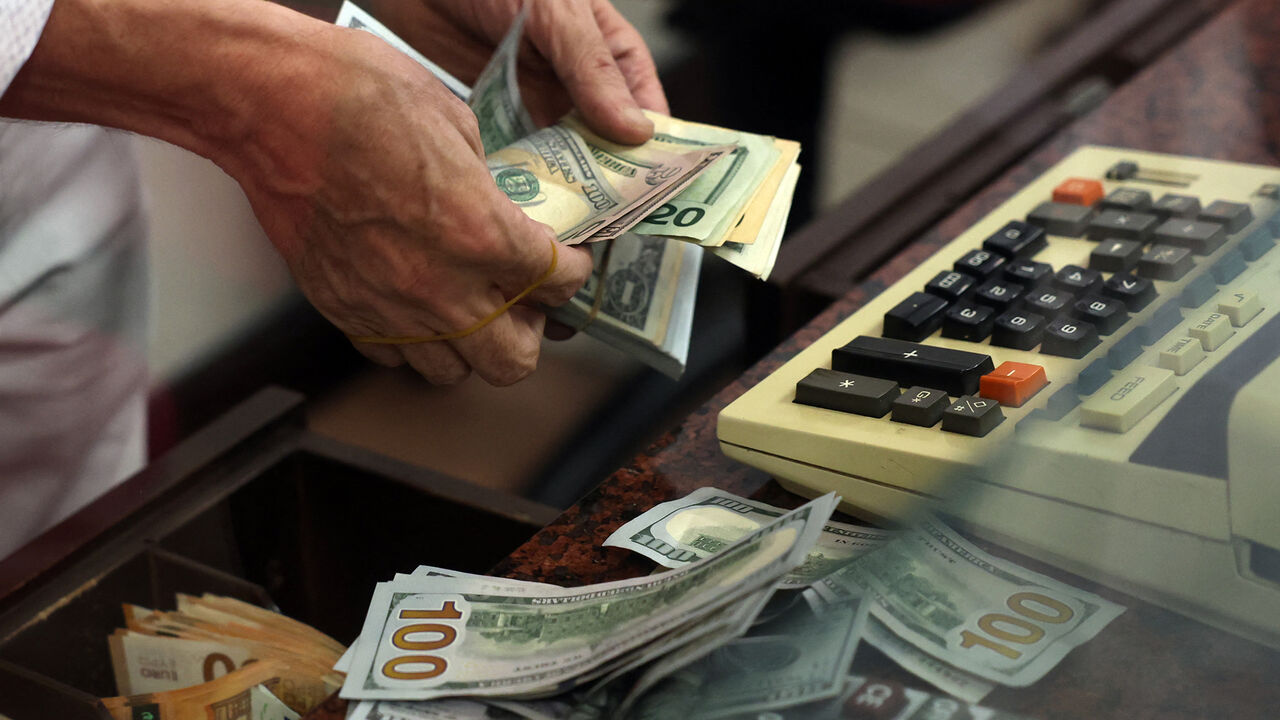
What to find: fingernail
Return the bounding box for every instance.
[625,107,653,136]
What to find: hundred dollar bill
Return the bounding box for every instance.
[842,676,1036,720]
[340,494,838,701]
[334,2,469,100]
[604,486,893,588]
[346,698,520,720]
[813,515,1124,687]
[800,588,994,703]
[626,594,866,720]
[468,2,537,153]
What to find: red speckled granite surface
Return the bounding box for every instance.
[309,1,1280,717]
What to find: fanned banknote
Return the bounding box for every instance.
[340,494,838,701]
[813,515,1124,687]
[603,486,893,588]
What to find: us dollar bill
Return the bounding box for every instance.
[340,494,838,701]
[813,515,1124,687]
[468,2,537,153]
[843,676,1037,720]
[603,486,893,588]
[626,594,866,720]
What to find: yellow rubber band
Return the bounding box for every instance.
[350,237,558,345]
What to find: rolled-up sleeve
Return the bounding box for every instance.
[1,0,56,94]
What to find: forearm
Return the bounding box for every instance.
[0,0,341,181]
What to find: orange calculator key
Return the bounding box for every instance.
[979,361,1048,408]
[1053,178,1104,206]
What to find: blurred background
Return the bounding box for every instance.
[140,0,1172,508]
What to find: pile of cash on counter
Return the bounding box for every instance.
[335,2,802,378]
[97,489,1123,719]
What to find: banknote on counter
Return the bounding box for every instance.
[842,675,1036,720]
[604,486,894,588]
[333,1,802,377]
[99,660,313,720]
[813,515,1124,688]
[340,494,838,701]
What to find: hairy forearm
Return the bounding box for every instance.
[0,0,342,182]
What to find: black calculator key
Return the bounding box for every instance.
[942,396,1005,437]
[954,249,1006,278]
[1077,358,1113,394]
[1153,218,1227,255]
[1087,209,1159,242]
[1089,239,1143,273]
[832,336,995,397]
[1137,245,1194,281]
[1003,260,1053,287]
[991,310,1045,350]
[795,369,900,417]
[942,303,995,342]
[1106,161,1139,180]
[1098,188,1153,212]
[1199,200,1253,233]
[973,280,1024,311]
[1027,201,1094,237]
[1041,316,1100,358]
[883,292,948,342]
[1023,288,1073,319]
[924,270,976,302]
[1102,273,1156,311]
[1072,296,1128,335]
[891,387,950,427]
[1152,194,1201,220]
[983,221,1047,258]
[1053,265,1102,295]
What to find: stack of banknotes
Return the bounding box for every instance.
[100,593,346,719]
[335,2,801,378]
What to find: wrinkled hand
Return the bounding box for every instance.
[368,0,670,143]
[229,28,593,385]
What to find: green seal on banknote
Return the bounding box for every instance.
[495,168,541,203]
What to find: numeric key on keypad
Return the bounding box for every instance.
[942,303,995,341]
[923,270,976,302]
[891,387,950,427]
[954,249,1006,278]
[1073,296,1128,335]
[991,310,1046,350]
[832,336,995,397]
[794,369,900,417]
[1023,288,1073,319]
[1153,218,1227,255]
[1003,260,1053,287]
[1090,239,1143,272]
[973,279,1024,311]
[1103,273,1156,310]
[1199,200,1253,233]
[1099,188,1153,212]
[983,221,1047,258]
[942,396,1005,437]
[1053,265,1102,296]
[1088,209,1159,242]
[1027,201,1094,237]
[1041,317,1100,358]
[1137,245,1194,280]
[883,292,948,342]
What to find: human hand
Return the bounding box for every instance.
[366,0,670,144]
[225,27,594,385]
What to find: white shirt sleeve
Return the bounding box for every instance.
[1,0,56,95]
